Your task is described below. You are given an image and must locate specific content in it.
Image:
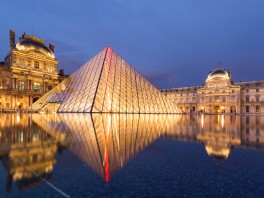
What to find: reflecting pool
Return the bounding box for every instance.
[0,114,264,197]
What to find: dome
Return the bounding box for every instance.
[206,68,230,81]
[205,145,230,160]
[16,36,55,59]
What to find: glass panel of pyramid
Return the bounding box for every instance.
[32,46,181,113]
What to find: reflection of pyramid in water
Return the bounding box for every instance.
[32,47,181,113]
[32,113,183,182]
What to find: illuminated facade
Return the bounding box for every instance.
[0,30,66,111]
[162,68,264,114]
[32,47,181,113]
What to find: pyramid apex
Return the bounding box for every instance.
[106,45,112,50]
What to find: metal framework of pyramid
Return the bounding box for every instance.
[32,47,181,113]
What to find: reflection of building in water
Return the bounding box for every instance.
[164,114,264,159]
[196,115,241,159]
[33,113,183,182]
[240,116,264,148]
[163,68,264,114]
[0,114,58,191]
[7,113,264,185]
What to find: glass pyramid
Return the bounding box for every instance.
[32,47,181,113]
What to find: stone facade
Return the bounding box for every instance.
[0,30,67,112]
[162,68,264,114]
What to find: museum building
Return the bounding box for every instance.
[162,68,264,114]
[0,30,67,111]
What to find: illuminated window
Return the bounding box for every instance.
[19,81,25,91]
[32,130,40,142]
[18,131,24,142]
[33,82,41,93]
[34,61,39,69]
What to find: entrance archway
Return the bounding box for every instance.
[214,105,220,113]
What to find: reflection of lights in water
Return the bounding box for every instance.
[201,114,204,128]
[221,115,224,129]
[104,114,111,182]
[16,114,20,123]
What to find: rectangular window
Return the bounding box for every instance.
[256,89,259,92]
[20,58,25,66]
[34,61,39,69]
[246,89,249,93]
[256,106,260,113]
[19,81,25,91]
[246,106,250,113]
[33,82,41,93]
[246,96,249,102]
[215,96,219,102]
[256,96,260,102]
[223,96,226,102]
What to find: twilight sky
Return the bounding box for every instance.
[1,0,264,89]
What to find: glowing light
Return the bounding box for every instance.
[16,114,20,123]
[221,115,224,128]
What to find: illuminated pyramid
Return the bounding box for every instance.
[32,47,181,113]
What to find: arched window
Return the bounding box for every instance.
[33,82,41,93]
[34,61,39,69]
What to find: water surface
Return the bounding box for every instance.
[0,114,264,197]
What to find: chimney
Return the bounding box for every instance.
[9,30,15,50]
[49,43,54,53]
[228,68,232,79]
[59,69,65,76]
